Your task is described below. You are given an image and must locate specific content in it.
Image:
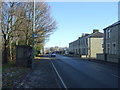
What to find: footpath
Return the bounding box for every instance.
[64,54,118,67]
[16,57,62,88]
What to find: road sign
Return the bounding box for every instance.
[34,34,38,38]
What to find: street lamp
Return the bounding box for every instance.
[32,0,35,69]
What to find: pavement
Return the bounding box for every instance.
[16,57,62,88]
[64,54,119,68]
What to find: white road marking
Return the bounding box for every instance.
[112,74,120,78]
[62,57,69,59]
[50,60,67,89]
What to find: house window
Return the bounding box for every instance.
[106,29,111,39]
[86,38,88,45]
[83,48,86,55]
[84,39,86,45]
[79,49,81,54]
[78,41,79,46]
[112,42,116,54]
[108,29,111,38]
[76,49,77,54]
[106,43,110,54]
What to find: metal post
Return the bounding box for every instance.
[32,0,35,69]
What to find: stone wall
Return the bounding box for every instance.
[96,53,104,60]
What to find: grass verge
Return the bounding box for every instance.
[2,61,31,88]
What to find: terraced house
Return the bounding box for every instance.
[69,29,103,58]
[102,20,120,63]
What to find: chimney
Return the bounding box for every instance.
[84,33,89,36]
[81,33,85,37]
[93,29,99,33]
[81,33,89,37]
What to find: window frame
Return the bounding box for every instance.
[112,42,117,54]
[106,29,111,39]
[106,43,110,54]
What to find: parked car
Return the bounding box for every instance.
[51,53,56,57]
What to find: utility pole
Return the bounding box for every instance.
[118,1,120,20]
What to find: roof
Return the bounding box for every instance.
[69,31,103,44]
[103,20,120,30]
[90,32,103,38]
[79,32,103,39]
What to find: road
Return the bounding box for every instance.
[51,54,119,88]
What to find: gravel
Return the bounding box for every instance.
[2,66,31,88]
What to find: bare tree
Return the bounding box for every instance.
[35,2,57,40]
[34,2,57,54]
[1,2,25,63]
[1,2,57,63]
[1,2,14,63]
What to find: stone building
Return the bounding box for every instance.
[69,29,103,58]
[102,20,120,63]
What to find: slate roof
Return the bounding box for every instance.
[103,20,120,30]
[79,32,103,39]
[69,31,103,44]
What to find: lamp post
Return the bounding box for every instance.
[32,0,35,69]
